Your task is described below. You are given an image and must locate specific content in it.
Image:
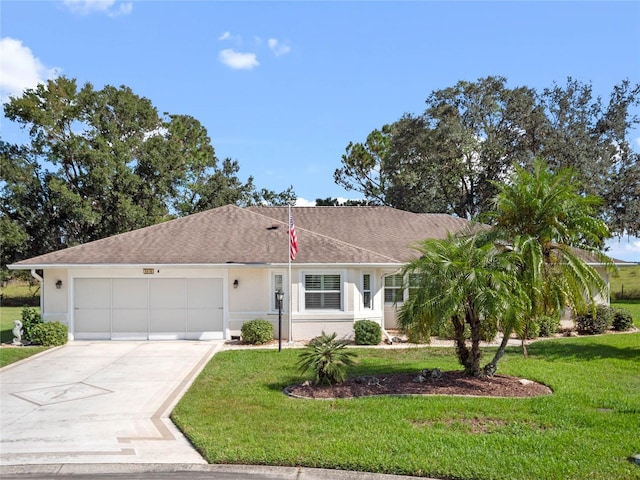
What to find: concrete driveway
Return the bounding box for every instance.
[0,341,223,466]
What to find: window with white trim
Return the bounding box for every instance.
[304,274,342,310]
[384,274,404,303]
[271,272,284,311]
[362,273,372,309]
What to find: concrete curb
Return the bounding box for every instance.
[0,463,433,479]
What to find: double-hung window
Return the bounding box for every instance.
[362,273,372,309]
[304,274,342,310]
[384,274,404,304]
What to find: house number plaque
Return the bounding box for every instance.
[143,268,154,274]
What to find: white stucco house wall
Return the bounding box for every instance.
[9,205,473,341]
[8,205,621,342]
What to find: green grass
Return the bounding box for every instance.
[0,281,40,307]
[173,334,640,480]
[0,344,49,368]
[1,306,29,342]
[0,306,48,368]
[611,265,640,300]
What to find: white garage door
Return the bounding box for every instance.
[74,278,224,340]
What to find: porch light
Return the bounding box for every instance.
[233,279,239,289]
[55,280,63,289]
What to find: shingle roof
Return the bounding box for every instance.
[10,205,473,267]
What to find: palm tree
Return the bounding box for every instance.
[297,332,356,385]
[398,232,527,377]
[400,159,613,377]
[485,158,611,326]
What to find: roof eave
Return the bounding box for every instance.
[9,261,406,270]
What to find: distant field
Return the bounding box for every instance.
[0,282,39,307]
[610,264,640,300]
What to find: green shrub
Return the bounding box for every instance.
[406,321,434,343]
[517,318,540,340]
[434,321,497,342]
[480,322,498,342]
[21,307,43,341]
[297,331,356,385]
[576,305,613,335]
[354,320,381,345]
[537,315,560,337]
[432,321,453,340]
[241,319,274,345]
[29,321,68,346]
[612,307,634,331]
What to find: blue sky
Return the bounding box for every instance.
[1,1,639,261]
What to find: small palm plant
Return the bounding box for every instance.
[297,332,356,385]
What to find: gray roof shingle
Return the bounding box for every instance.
[11,205,473,267]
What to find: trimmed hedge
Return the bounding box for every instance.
[612,307,633,331]
[241,319,274,345]
[30,321,68,346]
[354,320,382,345]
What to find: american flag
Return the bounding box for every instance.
[289,212,298,261]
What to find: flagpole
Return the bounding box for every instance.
[288,203,293,344]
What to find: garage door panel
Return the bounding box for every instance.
[112,309,147,332]
[187,278,221,308]
[75,278,110,309]
[150,309,186,332]
[150,279,186,308]
[188,308,223,332]
[113,279,148,308]
[75,309,110,334]
[74,277,223,340]
[187,330,223,340]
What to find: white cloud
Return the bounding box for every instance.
[0,38,60,102]
[216,33,290,70]
[218,49,259,70]
[112,2,132,16]
[295,197,316,207]
[268,38,291,57]
[62,0,132,16]
[605,236,640,263]
[294,197,367,207]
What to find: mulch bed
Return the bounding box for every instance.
[285,370,552,399]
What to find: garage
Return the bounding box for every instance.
[74,278,224,340]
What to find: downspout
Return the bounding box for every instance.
[31,269,44,313]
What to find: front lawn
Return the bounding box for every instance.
[172,333,640,480]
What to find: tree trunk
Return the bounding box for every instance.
[451,316,471,371]
[468,312,483,377]
[484,327,512,377]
